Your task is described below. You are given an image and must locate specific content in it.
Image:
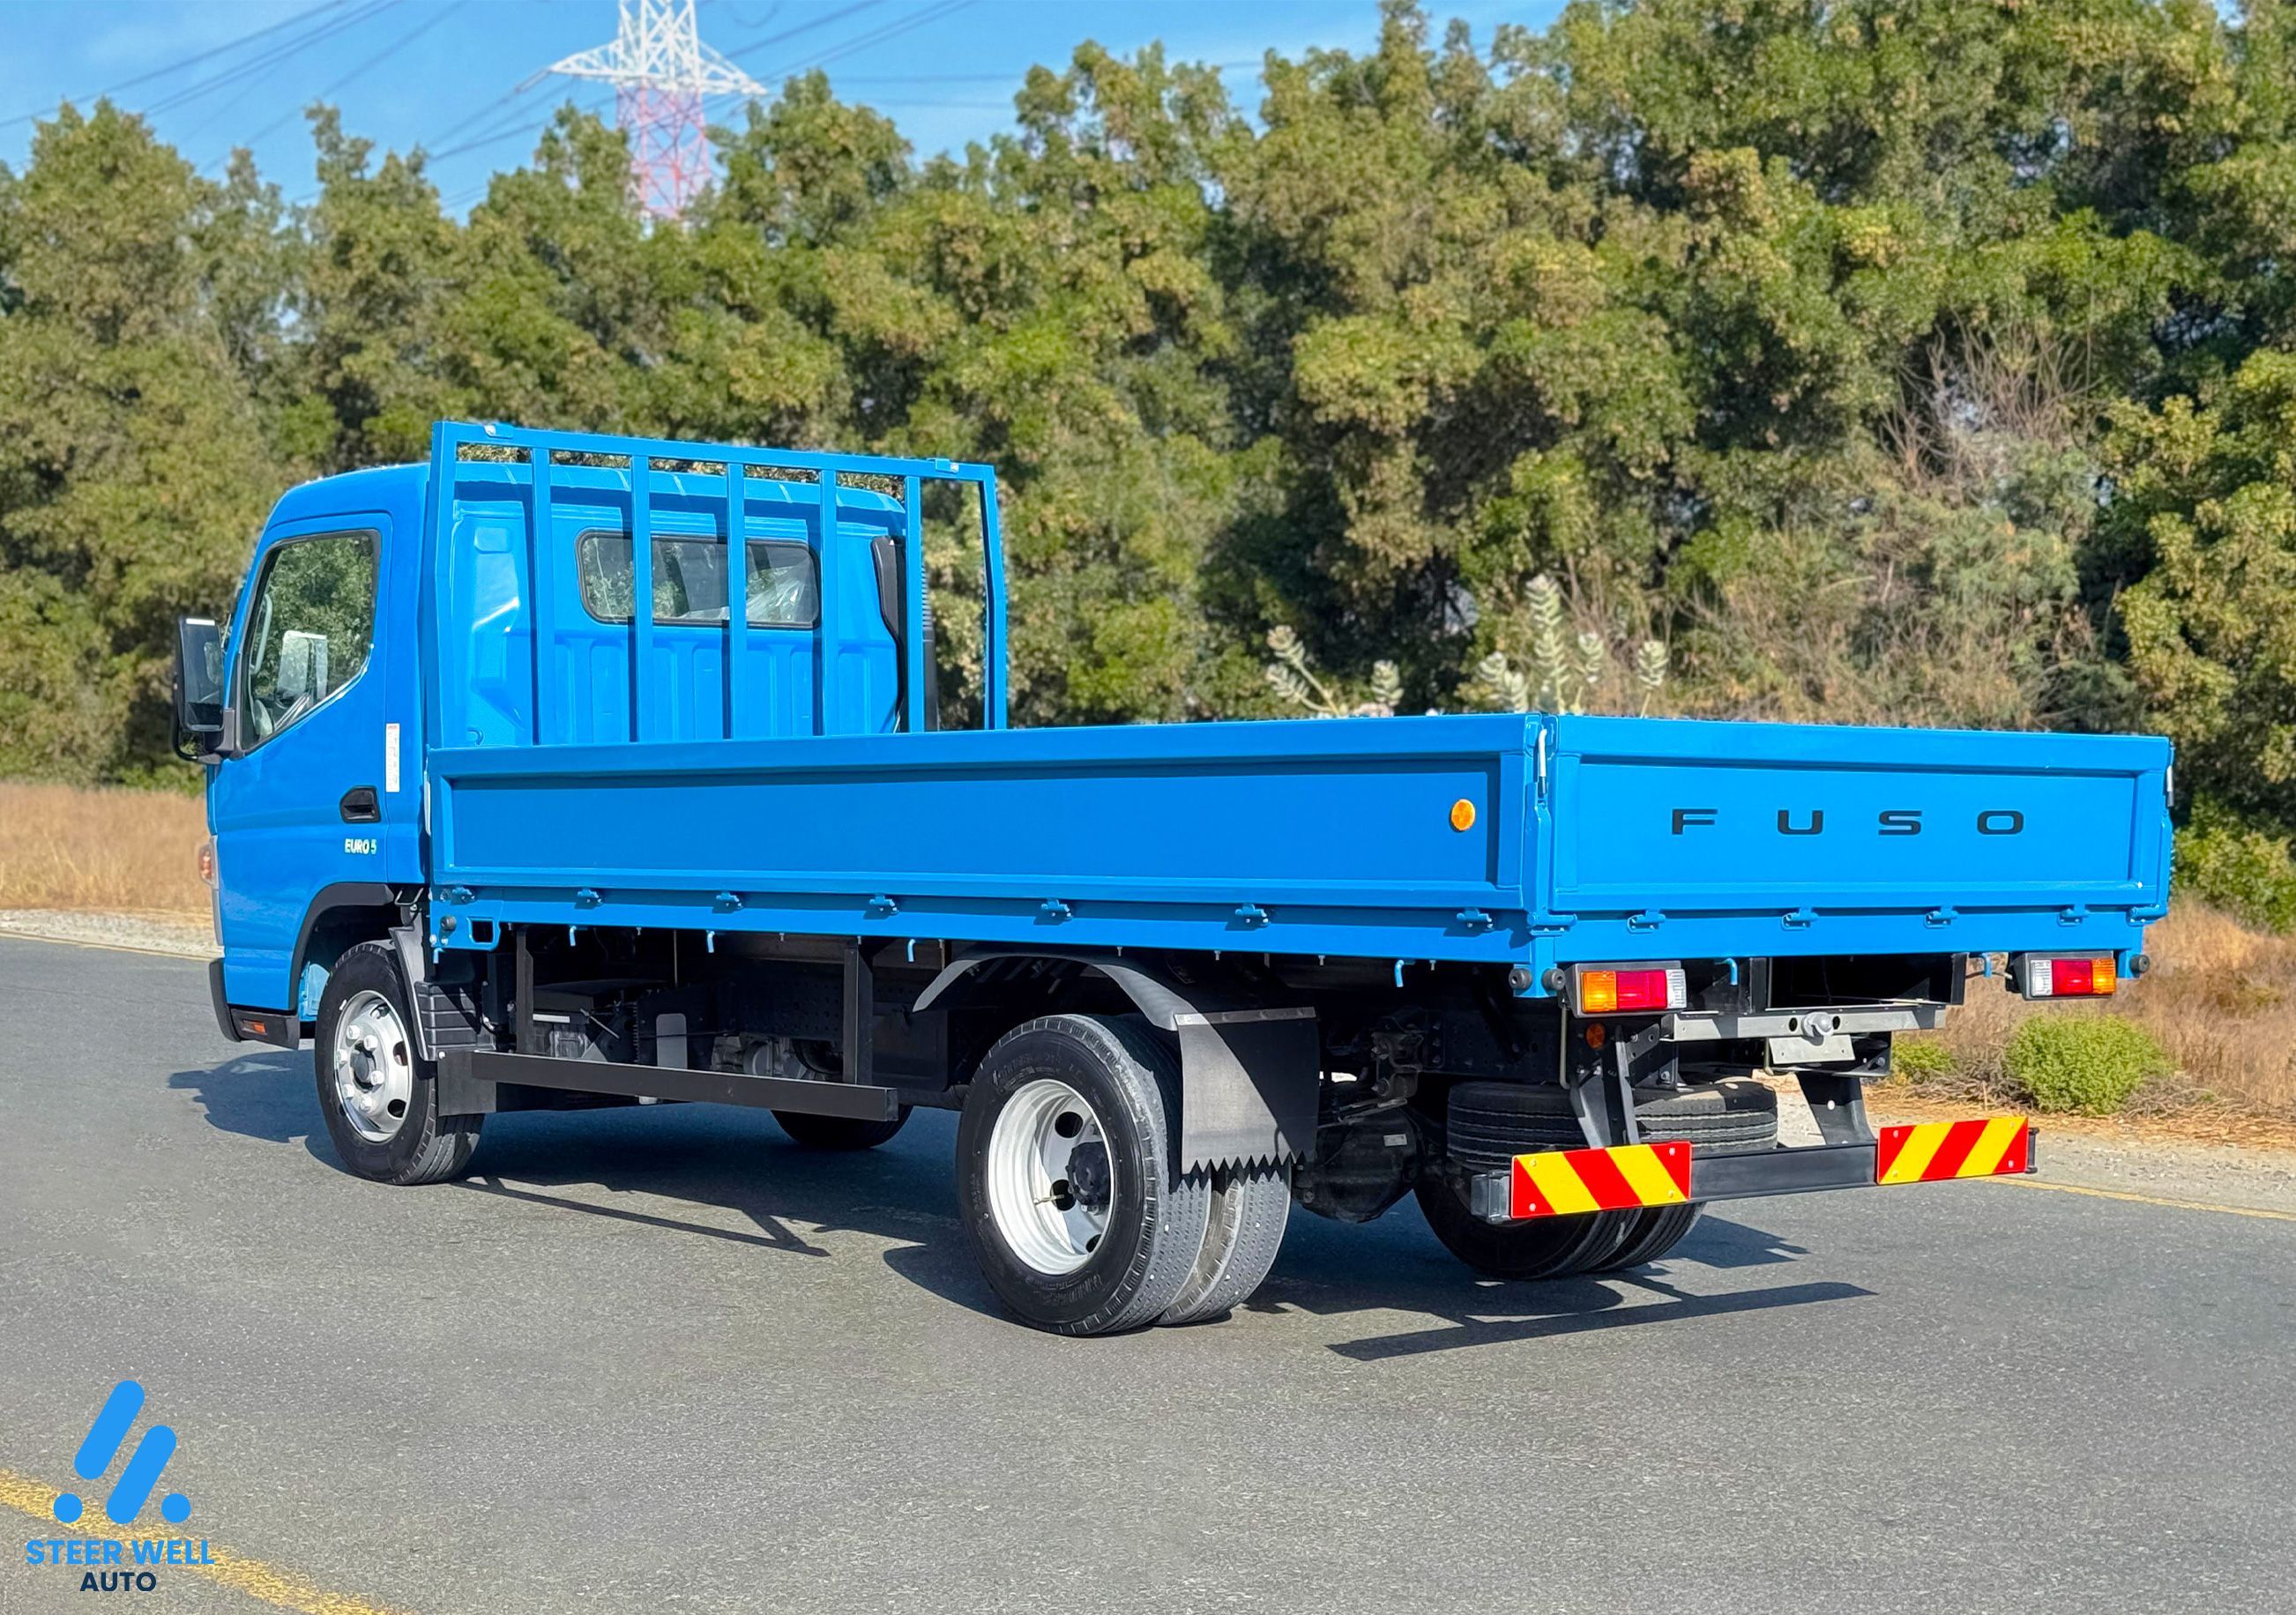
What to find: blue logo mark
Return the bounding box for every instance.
[54,1381,190,1527]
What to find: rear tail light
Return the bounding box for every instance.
[2016,953,2117,1000]
[1572,964,1687,1016]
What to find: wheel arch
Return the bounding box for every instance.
[290,882,413,1022]
[914,946,1319,1172]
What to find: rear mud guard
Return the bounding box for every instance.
[913,946,1320,1172]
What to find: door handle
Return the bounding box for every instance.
[339,786,380,823]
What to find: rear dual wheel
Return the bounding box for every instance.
[1416,1078,1778,1279]
[955,1015,1289,1335]
[1413,1175,1633,1279]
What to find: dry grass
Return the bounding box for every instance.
[1905,903,2296,1123]
[0,781,209,915]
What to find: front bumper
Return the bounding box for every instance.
[207,956,241,1044]
[1466,1118,2039,1223]
[207,956,298,1048]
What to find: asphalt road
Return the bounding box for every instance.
[2,934,2292,1615]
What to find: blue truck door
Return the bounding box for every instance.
[208,516,396,1011]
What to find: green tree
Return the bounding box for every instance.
[2106,350,2296,822]
[0,104,276,783]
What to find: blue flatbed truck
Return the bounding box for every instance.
[171,421,2175,1335]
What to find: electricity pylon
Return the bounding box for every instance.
[548,0,763,220]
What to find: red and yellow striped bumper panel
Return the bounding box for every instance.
[1509,1139,1693,1220]
[1875,1117,2031,1185]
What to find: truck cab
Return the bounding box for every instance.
[177,450,931,1034]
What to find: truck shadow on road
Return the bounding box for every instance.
[1242,1206,1867,1360]
[169,1051,317,1145]
[169,1050,926,1261]
[170,1053,1867,1352]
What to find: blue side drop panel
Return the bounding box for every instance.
[429,716,1539,964]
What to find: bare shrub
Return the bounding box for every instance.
[1921,904,2296,1120]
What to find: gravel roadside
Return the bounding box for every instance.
[0,906,211,956]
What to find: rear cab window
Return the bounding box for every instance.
[574,532,818,628]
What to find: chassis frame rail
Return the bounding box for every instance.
[436,1046,901,1120]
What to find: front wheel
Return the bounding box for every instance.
[955,1015,1210,1336]
[313,941,481,1186]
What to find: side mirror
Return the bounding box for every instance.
[172,616,225,762]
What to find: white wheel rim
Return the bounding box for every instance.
[987,1078,1113,1275]
[332,989,414,1143]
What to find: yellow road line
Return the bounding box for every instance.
[0,1469,412,1615]
[1993,1176,2296,1224]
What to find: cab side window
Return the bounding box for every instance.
[238,532,378,747]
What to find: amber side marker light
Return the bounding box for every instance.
[1449,798,1477,831]
[2016,953,2118,1000]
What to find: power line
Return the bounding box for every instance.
[295,82,614,209]
[832,62,1261,85]
[425,69,552,150]
[424,0,975,199]
[705,1,784,28]
[142,0,404,122]
[226,1,457,159]
[429,0,996,214]
[410,0,847,164]
[427,86,616,165]
[1,0,352,130]
[719,0,892,62]
[813,1,980,71]
[752,0,981,85]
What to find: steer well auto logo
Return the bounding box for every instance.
[21,1380,209,1595]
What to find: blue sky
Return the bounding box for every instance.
[0,0,1556,211]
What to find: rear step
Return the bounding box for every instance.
[436,1047,901,1120]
